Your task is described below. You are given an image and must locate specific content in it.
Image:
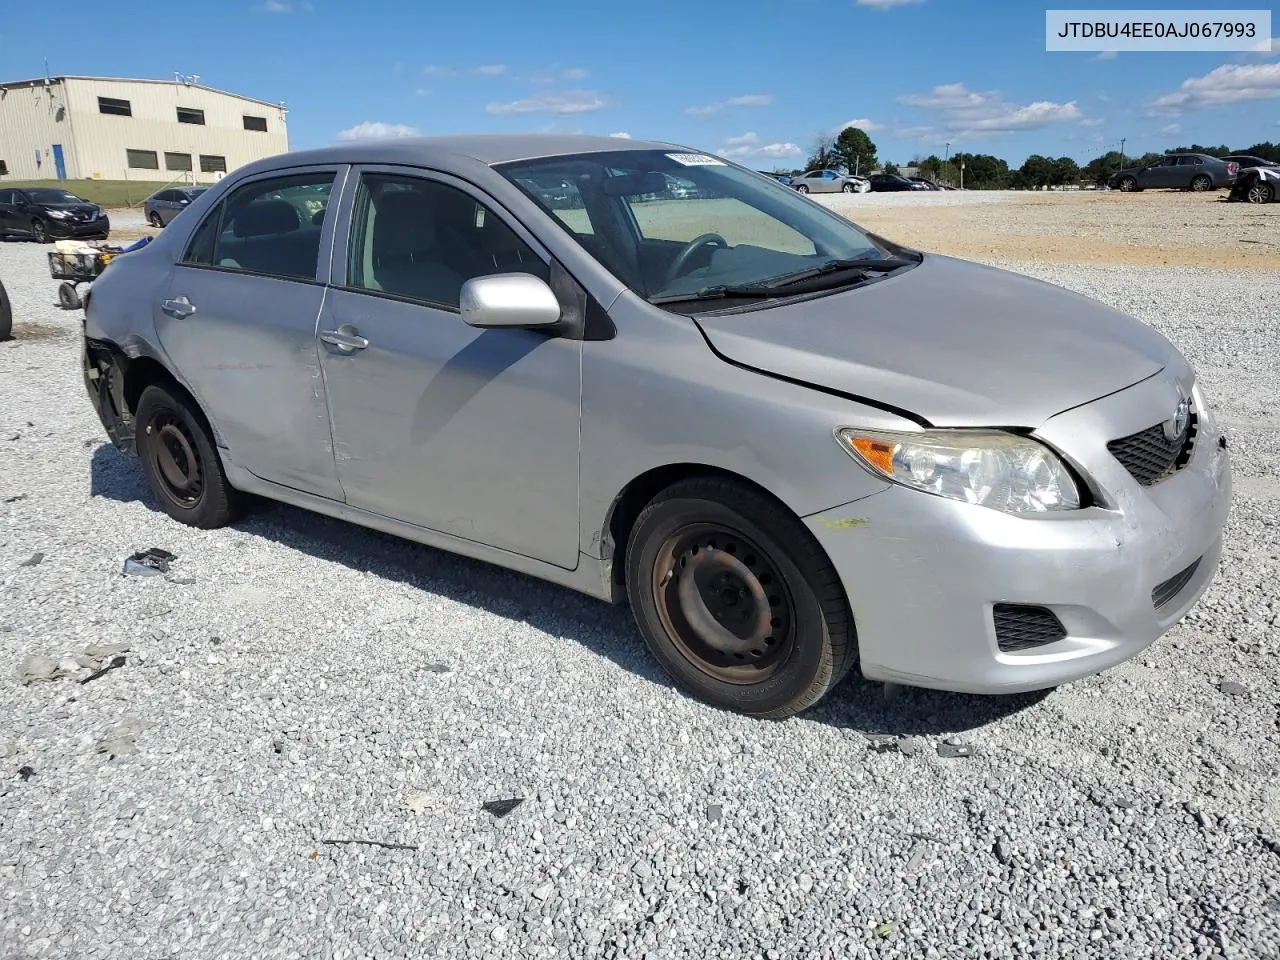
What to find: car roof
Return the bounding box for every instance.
[249,134,682,171]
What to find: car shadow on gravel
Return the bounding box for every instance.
[90,444,1050,736]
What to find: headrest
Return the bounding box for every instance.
[231,199,300,238]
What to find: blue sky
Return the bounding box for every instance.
[3,0,1277,167]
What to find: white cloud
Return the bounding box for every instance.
[254,0,291,10]
[837,117,883,132]
[1239,36,1278,58]
[900,82,1083,137]
[856,0,925,7]
[686,94,774,116]
[609,131,631,138]
[422,65,455,76]
[1151,63,1280,115]
[1092,50,1118,61]
[563,67,589,79]
[1079,117,1104,127]
[486,90,609,116]
[414,88,431,98]
[473,64,508,76]
[716,132,802,161]
[1161,122,1183,135]
[336,121,420,141]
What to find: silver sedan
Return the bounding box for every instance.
[790,168,870,194]
[81,135,1231,717]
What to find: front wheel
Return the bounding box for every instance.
[625,478,856,718]
[31,219,49,243]
[136,382,242,529]
[1247,181,1275,204]
[842,183,856,193]
[1190,174,1213,192]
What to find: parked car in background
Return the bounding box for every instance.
[0,187,110,242]
[791,169,869,194]
[867,173,918,192]
[81,134,1230,719]
[0,275,11,340]
[766,173,793,187]
[1221,155,1278,171]
[908,177,942,191]
[1228,165,1278,203]
[1108,154,1238,192]
[144,186,209,227]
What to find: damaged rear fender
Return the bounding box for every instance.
[83,339,190,455]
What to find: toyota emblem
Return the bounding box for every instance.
[1163,397,1190,442]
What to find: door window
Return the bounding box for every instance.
[0,190,12,204]
[181,173,334,280]
[345,173,548,309]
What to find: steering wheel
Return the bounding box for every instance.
[663,233,728,286]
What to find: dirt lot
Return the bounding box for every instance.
[820,190,1280,269]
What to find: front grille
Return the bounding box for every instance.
[1107,411,1197,486]
[1152,557,1202,609]
[994,604,1067,652]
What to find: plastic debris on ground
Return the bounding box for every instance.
[482,798,525,818]
[122,547,177,577]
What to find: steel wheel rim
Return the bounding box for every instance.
[146,413,204,507]
[652,523,795,685]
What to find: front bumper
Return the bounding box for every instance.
[49,217,110,239]
[806,375,1232,694]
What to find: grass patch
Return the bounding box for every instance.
[0,179,189,208]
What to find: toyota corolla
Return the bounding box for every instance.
[81,135,1231,717]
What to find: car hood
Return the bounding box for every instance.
[692,254,1180,428]
[46,203,101,216]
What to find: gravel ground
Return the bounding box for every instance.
[1,228,1278,959]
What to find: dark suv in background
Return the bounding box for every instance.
[0,187,110,242]
[1109,153,1238,192]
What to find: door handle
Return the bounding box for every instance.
[319,324,369,353]
[161,296,196,319]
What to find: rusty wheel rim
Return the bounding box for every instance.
[652,523,795,684]
[146,413,204,507]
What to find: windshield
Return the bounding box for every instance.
[26,188,86,205]
[497,149,892,303]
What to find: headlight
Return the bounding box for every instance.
[837,428,1081,514]
[46,209,72,219]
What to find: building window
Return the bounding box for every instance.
[243,115,268,132]
[177,107,206,125]
[165,152,193,172]
[98,97,132,117]
[200,155,228,173]
[126,149,160,170]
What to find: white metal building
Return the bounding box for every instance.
[0,75,288,183]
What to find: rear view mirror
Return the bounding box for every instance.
[459,274,561,329]
[601,171,669,197]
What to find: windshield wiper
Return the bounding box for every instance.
[649,284,779,305]
[760,256,914,290]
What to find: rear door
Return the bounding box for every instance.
[1177,155,1204,186]
[315,166,583,568]
[154,166,346,499]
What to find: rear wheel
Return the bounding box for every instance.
[148,211,164,228]
[57,282,80,310]
[1117,176,1138,192]
[31,219,49,243]
[1190,174,1213,192]
[625,478,856,718]
[796,184,809,194]
[136,383,242,529]
[1247,181,1273,204]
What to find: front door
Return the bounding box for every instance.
[154,167,345,500]
[316,168,582,569]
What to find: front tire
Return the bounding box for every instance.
[842,183,856,193]
[625,478,856,718]
[31,219,49,243]
[1247,181,1274,204]
[1190,174,1213,192]
[136,383,242,529]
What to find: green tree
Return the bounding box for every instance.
[805,131,840,171]
[1018,154,1057,188]
[882,161,901,176]
[834,126,878,176]
[1242,141,1280,162]
[952,152,1010,189]
[1052,156,1080,186]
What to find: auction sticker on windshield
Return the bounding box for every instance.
[667,154,725,166]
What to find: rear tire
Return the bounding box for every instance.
[1190,174,1212,192]
[625,478,856,718]
[796,184,809,194]
[57,282,80,310]
[135,383,242,529]
[148,211,164,228]
[1117,176,1138,192]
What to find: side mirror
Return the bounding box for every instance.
[459,274,561,329]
